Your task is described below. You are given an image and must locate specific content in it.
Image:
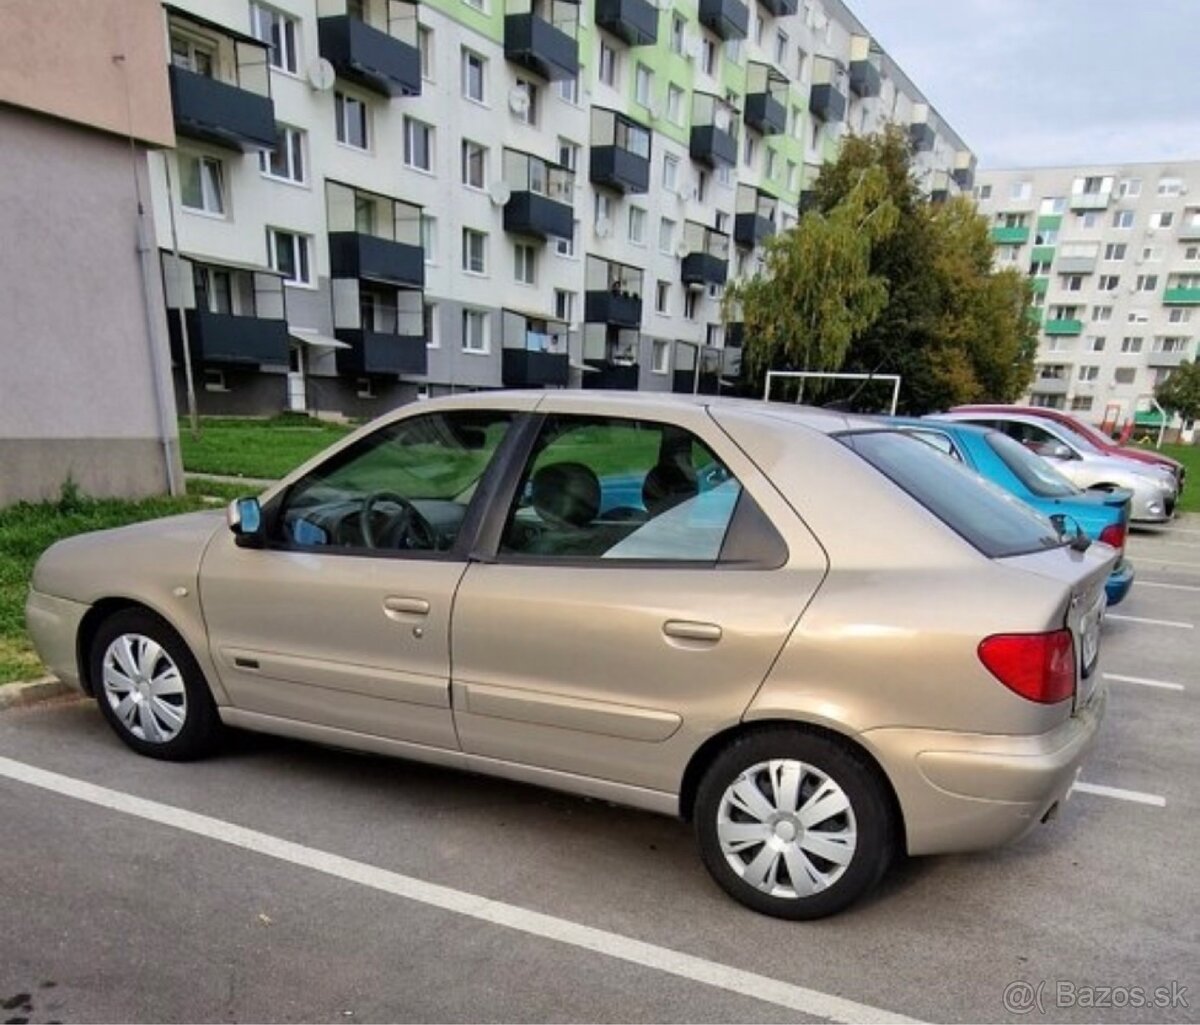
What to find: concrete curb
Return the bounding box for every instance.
[0,676,74,710]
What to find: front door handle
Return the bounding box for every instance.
[663,620,722,643]
[384,596,431,618]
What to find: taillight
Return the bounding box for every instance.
[1098,522,1126,550]
[978,630,1075,704]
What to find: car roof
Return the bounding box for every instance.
[879,416,995,438]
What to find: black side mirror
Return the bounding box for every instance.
[1050,513,1091,552]
[227,497,265,549]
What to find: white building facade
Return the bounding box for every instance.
[152,0,972,417]
[976,163,1200,432]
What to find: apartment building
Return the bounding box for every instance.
[977,163,1200,431]
[0,0,183,504]
[151,0,973,417]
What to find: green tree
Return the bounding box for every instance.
[1156,360,1200,424]
[724,165,899,386]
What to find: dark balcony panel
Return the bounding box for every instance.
[582,361,640,390]
[585,290,642,327]
[318,15,420,98]
[502,348,570,387]
[910,122,936,152]
[726,322,744,348]
[335,329,427,376]
[168,65,276,151]
[504,13,579,81]
[168,309,289,366]
[672,368,720,394]
[744,91,786,135]
[930,187,949,204]
[757,0,797,15]
[594,0,658,46]
[734,212,774,248]
[809,83,846,123]
[589,145,651,193]
[952,165,975,190]
[681,252,727,287]
[848,59,881,98]
[799,190,819,213]
[698,0,749,39]
[690,125,737,167]
[504,191,574,240]
[328,232,424,288]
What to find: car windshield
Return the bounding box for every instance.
[1057,413,1118,449]
[839,430,1065,559]
[985,432,1081,498]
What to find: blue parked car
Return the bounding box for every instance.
[884,418,1135,606]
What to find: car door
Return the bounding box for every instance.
[449,405,829,798]
[199,405,521,749]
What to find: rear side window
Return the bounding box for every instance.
[840,430,1064,558]
[985,432,1079,498]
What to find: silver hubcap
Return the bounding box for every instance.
[101,633,187,744]
[716,759,857,899]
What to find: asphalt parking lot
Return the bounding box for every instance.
[1,518,1197,1024]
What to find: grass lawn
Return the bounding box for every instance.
[1161,443,1200,513]
[0,491,211,685]
[180,416,354,480]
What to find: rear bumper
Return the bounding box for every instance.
[1105,559,1135,606]
[862,685,1106,856]
[24,589,89,691]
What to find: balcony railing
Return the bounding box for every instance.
[1069,191,1112,211]
[757,0,797,14]
[1030,376,1070,396]
[168,65,275,151]
[594,0,658,45]
[328,232,424,287]
[1177,219,1200,242]
[1044,318,1083,336]
[168,309,290,366]
[1163,286,1200,305]
[744,64,787,135]
[698,0,748,39]
[505,10,579,81]
[680,224,729,287]
[503,152,574,239]
[589,108,651,193]
[582,361,640,390]
[991,225,1030,245]
[848,59,881,98]
[318,14,421,98]
[809,83,846,123]
[335,330,427,376]
[909,121,935,152]
[1148,349,1190,368]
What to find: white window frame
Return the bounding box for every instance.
[267,227,312,287]
[652,338,670,373]
[462,308,489,352]
[461,139,487,190]
[514,241,536,285]
[404,116,434,172]
[627,206,647,245]
[179,152,226,216]
[335,91,370,151]
[250,2,298,74]
[421,214,437,264]
[462,228,487,275]
[259,125,305,185]
[461,47,487,104]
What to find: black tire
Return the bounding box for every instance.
[694,727,894,920]
[90,607,221,761]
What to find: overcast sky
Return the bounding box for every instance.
[848,0,1200,170]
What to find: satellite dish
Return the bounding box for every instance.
[508,87,530,115]
[713,107,731,132]
[595,216,612,238]
[488,181,512,207]
[307,57,336,92]
[675,241,690,258]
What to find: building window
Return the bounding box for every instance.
[684,290,698,319]
[462,309,489,352]
[1097,275,1119,291]
[1157,177,1183,197]
[404,116,433,170]
[1112,210,1134,229]
[1070,397,1094,412]
[179,153,225,215]
[421,214,437,263]
[1150,211,1175,229]
[1061,274,1083,292]
[514,242,536,285]
[695,169,708,203]
[1136,274,1159,292]
[787,161,799,192]
[259,125,305,183]
[765,149,778,180]
[463,229,487,274]
[424,302,440,348]
[670,13,685,54]
[1168,308,1192,324]
[652,339,670,373]
[628,206,647,245]
[659,217,675,254]
[1120,336,1143,354]
[463,0,486,12]
[599,40,618,86]
[774,29,787,65]
[557,138,579,172]
[554,289,574,321]
[1091,305,1112,322]
[1128,309,1149,324]
[634,64,652,106]
[1103,243,1126,261]
[461,48,486,102]
[1085,336,1106,352]
[418,25,434,80]
[556,220,578,257]
[662,153,679,192]
[1142,246,1163,262]
[170,35,214,75]
[978,184,993,200]
[1113,367,1137,385]
[250,3,298,73]
[1078,365,1099,381]
[267,228,311,285]
[742,133,756,168]
[1117,178,1141,198]
[701,37,717,76]
[556,75,578,104]
[461,139,487,189]
[667,84,684,125]
[513,78,538,125]
[335,91,369,150]
[655,280,669,314]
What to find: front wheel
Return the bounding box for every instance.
[694,728,894,919]
[91,608,221,761]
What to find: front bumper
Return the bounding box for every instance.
[24,589,89,691]
[1129,487,1172,523]
[1104,559,1135,607]
[862,685,1106,856]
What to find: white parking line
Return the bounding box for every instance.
[1106,613,1195,629]
[1128,557,1200,568]
[1135,580,1200,593]
[1130,539,1200,549]
[0,756,919,1025]
[1071,782,1166,807]
[1103,672,1186,692]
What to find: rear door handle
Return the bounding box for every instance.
[384,596,431,618]
[663,620,722,643]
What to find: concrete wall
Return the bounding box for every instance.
[0,105,182,505]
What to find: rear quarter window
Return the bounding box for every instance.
[839,430,1065,559]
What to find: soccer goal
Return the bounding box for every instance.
[763,370,902,415]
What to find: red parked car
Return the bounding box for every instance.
[951,405,1185,490]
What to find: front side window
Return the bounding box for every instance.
[179,153,225,214]
[500,416,745,562]
[276,411,514,553]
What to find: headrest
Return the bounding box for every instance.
[642,462,698,515]
[530,462,601,527]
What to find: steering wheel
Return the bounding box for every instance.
[360,491,436,550]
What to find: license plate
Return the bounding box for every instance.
[1077,595,1105,705]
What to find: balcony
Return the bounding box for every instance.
[735,211,774,248]
[909,121,935,152]
[1178,219,1200,242]
[328,232,424,288]
[503,151,574,240]
[167,65,275,151]
[681,224,729,287]
[501,310,570,386]
[1044,319,1083,336]
[582,361,640,390]
[1031,245,1055,265]
[744,63,787,135]
[1164,287,1200,305]
[335,330,427,376]
[952,161,976,190]
[1069,191,1111,211]
[585,290,642,327]
[848,59,881,98]
[318,15,420,98]
[505,12,579,80]
[1148,350,1190,369]
[809,83,846,123]
[799,189,819,213]
[168,309,289,366]
[1030,276,1049,296]
[1057,253,1098,274]
[589,108,651,193]
[725,322,743,349]
[594,0,658,46]
[991,225,1030,245]
[1031,376,1070,396]
[698,0,749,40]
[690,124,737,167]
[758,0,797,12]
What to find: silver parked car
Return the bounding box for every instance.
[935,411,1176,522]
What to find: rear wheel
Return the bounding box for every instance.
[91,608,221,760]
[694,728,894,919]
